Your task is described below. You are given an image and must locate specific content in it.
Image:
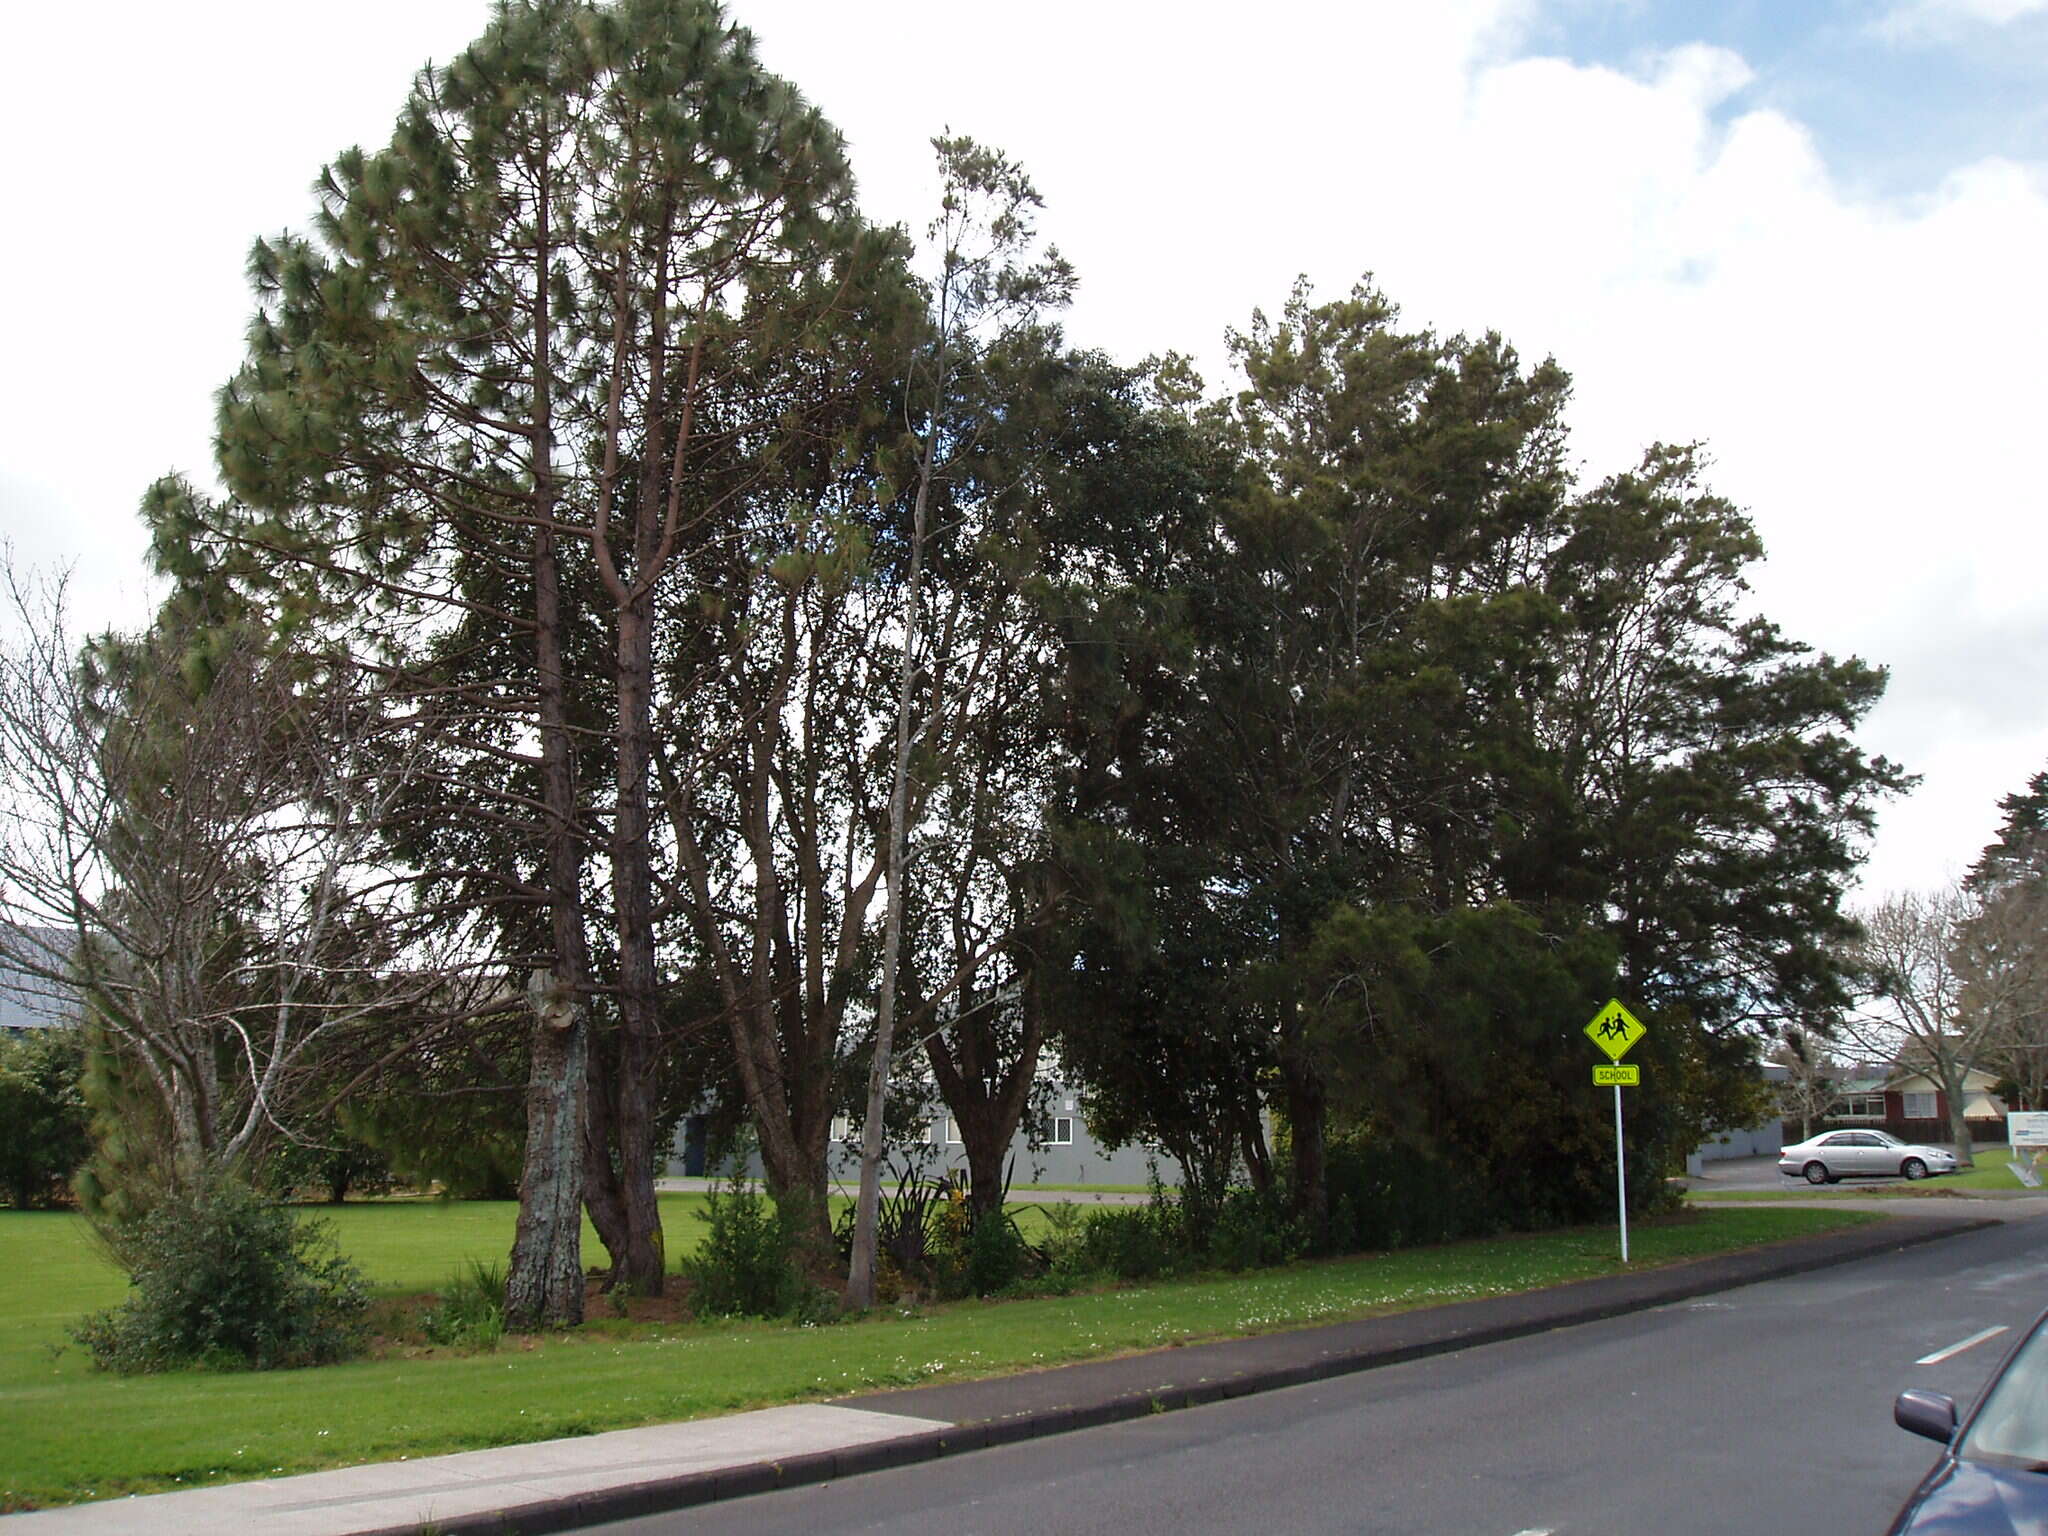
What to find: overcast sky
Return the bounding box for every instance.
[2,0,2043,899]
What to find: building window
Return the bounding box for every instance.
[1841,1094,1886,1119]
[1048,1116,1074,1146]
[1902,1092,1937,1120]
[946,1118,964,1145]
[830,1116,851,1142]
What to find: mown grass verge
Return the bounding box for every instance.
[0,1201,1878,1510]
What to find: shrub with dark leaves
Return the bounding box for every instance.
[70,1179,368,1373]
[683,1162,803,1318]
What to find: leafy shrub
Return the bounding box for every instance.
[1206,1186,1303,1272]
[1026,1202,1095,1294]
[1325,1141,1506,1252]
[420,1260,505,1351]
[683,1163,802,1319]
[0,1027,89,1208]
[1038,1200,1086,1265]
[70,1179,368,1373]
[961,1209,1036,1296]
[1078,1199,1187,1281]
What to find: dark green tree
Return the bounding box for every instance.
[1052,277,1904,1225]
[1959,770,2048,1108]
[0,1027,91,1209]
[1150,281,1580,1233]
[1968,768,2048,893]
[187,0,876,1317]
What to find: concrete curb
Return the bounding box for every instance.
[350,1214,1994,1536]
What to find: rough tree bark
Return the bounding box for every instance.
[506,970,587,1331]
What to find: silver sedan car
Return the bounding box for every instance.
[1777,1129,1959,1184]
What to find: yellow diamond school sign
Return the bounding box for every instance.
[1585,998,1649,1265]
[1584,999,1647,1063]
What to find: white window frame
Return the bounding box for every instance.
[1902,1091,1937,1120]
[945,1117,964,1145]
[1047,1116,1074,1146]
[1841,1094,1886,1120]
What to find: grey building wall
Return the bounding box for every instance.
[1694,1120,1783,1162]
[0,933,78,1036]
[676,1086,1186,1189]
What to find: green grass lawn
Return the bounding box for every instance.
[0,1200,1877,1511]
[1691,1146,2042,1200]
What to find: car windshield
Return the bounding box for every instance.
[1959,1322,2048,1469]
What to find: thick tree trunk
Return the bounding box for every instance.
[927,988,1043,1226]
[1278,1002,1329,1238]
[1945,1065,1976,1167]
[1238,1111,1273,1197]
[506,970,587,1331]
[957,1110,1014,1224]
[506,245,599,1321]
[607,591,666,1294]
[755,1090,833,1267]
[580,1038,634,1285]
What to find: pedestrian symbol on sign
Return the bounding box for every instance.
[1583,999,1647,1063]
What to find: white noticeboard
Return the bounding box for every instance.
[2008,1112,2048,1148]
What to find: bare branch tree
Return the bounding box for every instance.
[1768,1026,1841,1143]
[1835,885,1998,1165]
[0,562,485,1199]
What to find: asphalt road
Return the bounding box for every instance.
[591,1218,2048,1536]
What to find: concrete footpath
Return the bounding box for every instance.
[3,1203,2023,1536]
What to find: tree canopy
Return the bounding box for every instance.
[15,0,1916,1321]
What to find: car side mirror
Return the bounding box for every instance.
[1896,1389,1958,1443]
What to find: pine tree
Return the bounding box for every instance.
[190,0,870,1319]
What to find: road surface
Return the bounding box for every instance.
[592,1217,2048,1535]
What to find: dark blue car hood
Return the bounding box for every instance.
[1894,1459,2048,1534]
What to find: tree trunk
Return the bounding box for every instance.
[506,970,587,1331]
[756,1100,833,1268]
[1278,1002,1328,1238]
[926,977,1044,1226]
[948,1101,1009,1223]
[508,307,599,1322]
[1945,1065,1976,1167]
[607,589,666,1294]
[848,469,931,1308]
[1238,1111,1273,1197]
[580,1039,634,1286]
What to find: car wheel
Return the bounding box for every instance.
[1804,1161,1830,1185]
[1903,1158,1928,1180]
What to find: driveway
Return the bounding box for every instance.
[1684,1153,1797,1191]
[1684,1151,1965,1193]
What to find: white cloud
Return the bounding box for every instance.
[1,1,2042,896]
[1877,0,2048,43]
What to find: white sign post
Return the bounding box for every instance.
[1613,1081,1628,1262]
[1585,1000,1649,1264]
[2008,1114,2048,1188]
